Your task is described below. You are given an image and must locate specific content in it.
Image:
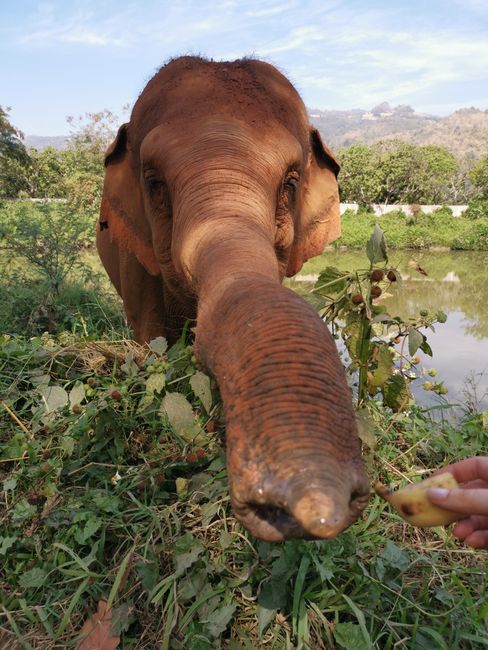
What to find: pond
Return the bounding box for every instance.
[289,249,488,412]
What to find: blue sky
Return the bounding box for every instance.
[2,0,488,135]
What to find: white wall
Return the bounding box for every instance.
[340,203,468,217]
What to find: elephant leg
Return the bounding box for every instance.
[96,226,166,343]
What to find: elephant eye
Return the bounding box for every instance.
[284,171,300,193]
[145,173,163,192]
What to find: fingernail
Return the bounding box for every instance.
[428,487,449,499]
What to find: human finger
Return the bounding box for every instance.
[433,457,488,484]
[464,529,488,550]
[453,515,488,539]
[427,487,488,515]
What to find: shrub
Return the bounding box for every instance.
[464,198,488,220]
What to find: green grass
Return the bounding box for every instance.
[0,201,487,648]
[337,208,488,251]
[0,333,487,649]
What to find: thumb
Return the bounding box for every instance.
[428,487,488,516]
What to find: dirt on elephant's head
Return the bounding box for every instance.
[130,56,309,150]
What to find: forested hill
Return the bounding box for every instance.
[23,103,488,159]
[309,104,488,158]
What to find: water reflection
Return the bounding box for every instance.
[289,250,488,410]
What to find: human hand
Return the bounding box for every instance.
[428,456,488,549]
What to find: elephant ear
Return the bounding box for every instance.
[99,123,160,276]
[286,129,341,277]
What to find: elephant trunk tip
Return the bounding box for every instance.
[232,476,370,542]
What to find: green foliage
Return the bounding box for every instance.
[314,226,448,408]
[336,143,382,205]
[0,202,92,297]
[0,333,486,647]
[28,146,68,198]
[337,208,488,251]
[469,153,488,199]
[338,140,467,205]
[0,105,31,198]
[0,202,124,337]
[464,198,488,220]
[9,109,117,206]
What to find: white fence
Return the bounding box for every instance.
[340,203,468,217]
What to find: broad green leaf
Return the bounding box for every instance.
[355,408,377,449]
[178,568,207,602]
[93,492,121,513]
[382,375,411,412]
[12,499,37,524]
[380,541,410,572]
[311,554,336,581]
[19,567,47,589]
[146,372,166,395]
[370,345,394,389]
[110,603,133,635]
[135,560,160,595]
[161,392,202,442]
[29,372,50,387]
[258,580,288,610]
[201,501,220,526]
[408,327,424,356]
[174,539,204,573]
[1,432,28,459]
[344,320,361,361]
[3,476,17,492]
[149,336,168,355]
[0,536,16,556]
[205,603,237,638]
[40,385,69,413]
[190,371,212,413]
[314,266,348,295]
[366,224,388,264]
[121,350,139,376]
[420,339,433,356]
[257,604,276,637]
[219,531,233,550]
[69,380,85,407]
[334,622,372,649]
[75,516,102,544]
[60,435,75,456]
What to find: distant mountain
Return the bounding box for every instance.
[23,104,488,159]
[310,104,488,158]
[23,135,69,151]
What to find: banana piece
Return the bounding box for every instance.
[375,472,463,527]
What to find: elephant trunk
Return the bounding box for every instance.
[175,174,369,542]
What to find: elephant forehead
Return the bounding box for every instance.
[141,117,303,178]
[131,57,309,146]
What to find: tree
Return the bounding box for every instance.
[338,140,463,205]
[470,153,488,199]
[413,145,459,204]
[337,144,382,205]
[63,110,119,212]
[371,140,420,204]
[0,105,31,197]
[28,146,68,198]
[27,109,120,207]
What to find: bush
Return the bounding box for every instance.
[336,208,488,250]
[464,198,488,220]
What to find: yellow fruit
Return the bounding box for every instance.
[375,472,462,527]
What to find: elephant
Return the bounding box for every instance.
[97,56,369,542]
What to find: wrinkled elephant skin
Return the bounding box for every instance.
[97,57,369,541]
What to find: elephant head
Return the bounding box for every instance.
[97,57,369,541]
